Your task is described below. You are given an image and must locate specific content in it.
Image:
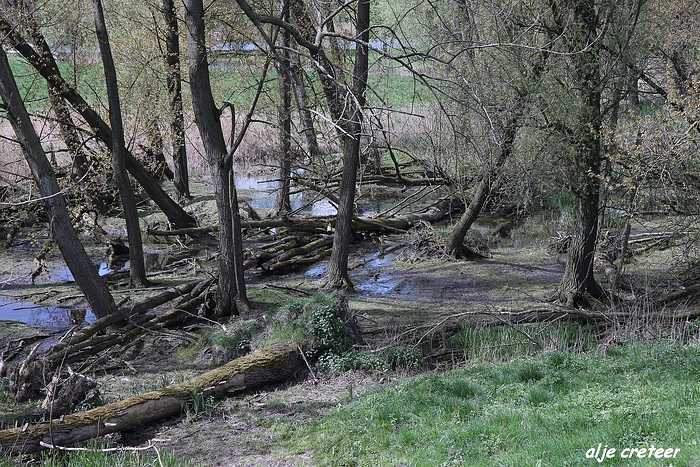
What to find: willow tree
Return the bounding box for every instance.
[540,0,647,306]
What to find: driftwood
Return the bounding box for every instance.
[13,279,215,401]
[0,343,302,454]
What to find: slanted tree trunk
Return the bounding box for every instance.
[324,0,370,289]
[185,0,244,316]
[162,0,190,200]
[445,119,517,258]
[9,0,90,180]
[0,47,117,319]
[0,343,301,454]
[92,0,148,287]
[0,17,197,229]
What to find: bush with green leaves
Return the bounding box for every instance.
[316,350,389,373]
[267,292,347,351]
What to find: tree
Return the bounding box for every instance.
[0,16,198,230]
[271,2,293,217]
[184,0,250,316]
[431,2,547,258]
[0,46,117,319]
[324,0,370,289]
[92,0,149,287]
[233,0,371,289]
[540,0,647,306]
[161,0,190,200]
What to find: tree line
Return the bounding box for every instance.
[0,0,699,318]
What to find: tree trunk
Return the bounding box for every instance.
[324,0,370,289]
[557,0,606,306]
[0,343,301,455]
[445,114,519,258]
[272,6,293,216]
[230,177,251,315]
[10,1,90,180]
[0,47,117,319]
[185,0,240,316]
[92,0,148,288]
[162,0,190,200]
[0,17,197,229]
[290,53,319,158]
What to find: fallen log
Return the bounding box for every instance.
[149,197,462,238]
[262,248,333,274]
[0,342,302,454]
[41,280,208,365]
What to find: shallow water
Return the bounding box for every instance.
[0,295,95,329]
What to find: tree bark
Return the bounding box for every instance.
[184,0,241,316]
[0,343,301,455]
[0,47,117,319]
[290,53,319,158]
[324,0,370,289]
[0,17,197,229]
[162,0,190,200]
[92,0,148,288]
[272,4,293,216]
[557,0,607,306]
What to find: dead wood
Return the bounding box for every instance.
[3,224,17,249]
[261,248,332,274]
[0,343,302,454]
[11,279,211,399]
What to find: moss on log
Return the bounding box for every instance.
[0,343,301,454]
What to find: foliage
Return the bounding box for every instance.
[263,292,346,351]
[280,342,700,466]
[182,389,216,418]
[316,350,388,373]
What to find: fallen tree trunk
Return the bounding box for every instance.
[0,342,302,454]
[150,196,463,238]
[262,248,332,274]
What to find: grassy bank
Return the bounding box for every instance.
[275,341,700,466]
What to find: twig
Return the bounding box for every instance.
[298,345,318,383]
[38,441,167,467]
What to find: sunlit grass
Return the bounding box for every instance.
[0,444,201,466]
[278,342,700,466]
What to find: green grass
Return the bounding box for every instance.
[0,444,201,466]
[277,342,700,466]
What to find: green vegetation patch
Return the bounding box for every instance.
[279,342,700,466]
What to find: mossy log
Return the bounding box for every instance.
[0,343,302,454]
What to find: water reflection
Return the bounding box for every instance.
[0,296,95,329]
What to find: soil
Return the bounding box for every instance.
[0,198,577,465]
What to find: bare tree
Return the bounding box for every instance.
[92,0,148,287]
[162,0,190,200]
[184,0,250,316]
[0,47,117,319]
